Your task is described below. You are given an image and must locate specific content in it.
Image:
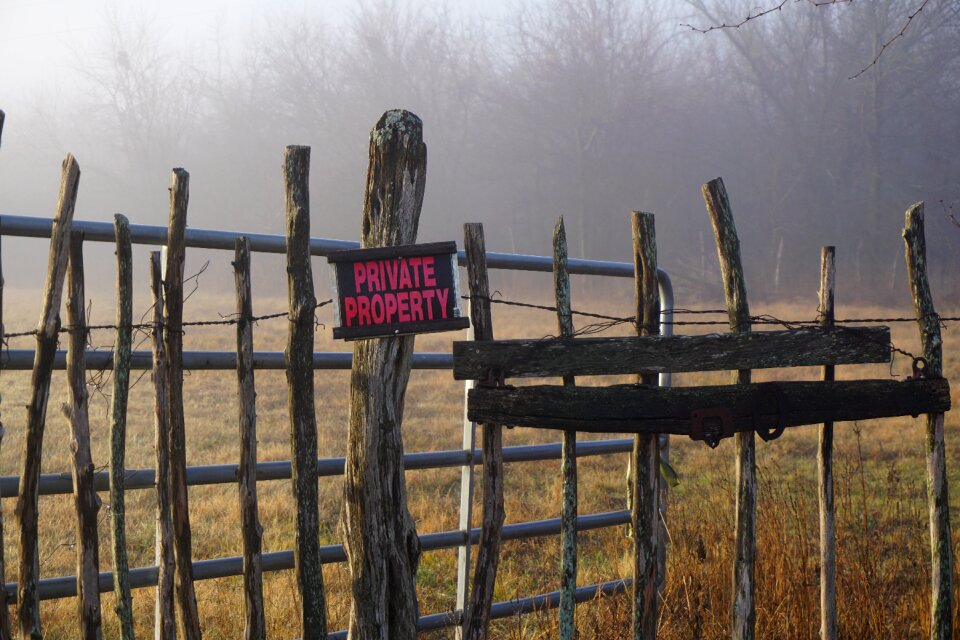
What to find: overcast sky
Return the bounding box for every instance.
[0,0,512,113]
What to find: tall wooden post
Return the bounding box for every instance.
[818,247,837,640]
[702,178,755,640]
[110,214,135,640]
[632,212,659,639]
[283,145,328,640]
[341,110,426,639]
[463,223,504,640]
[0,225,10,640]
[150,251,176,640]
[165,169,202,640]
[17,154,79,639]
[235,238,265,640]
[65,232,103,639]
[553,217,577,639]
[903,202,953,640]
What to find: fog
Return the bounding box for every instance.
[1,0,958,307]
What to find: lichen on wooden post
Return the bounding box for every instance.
[702,177,755,640]
[17,153,79,640]
[553,217,577,640]
[283,145,328,640]
[234,237,265,640]
[165,168,202,640]
[150,251,176,640]
[64,232,103,639]
[903,202,953,640]
[340,110,426,639]
[632,211,659,640]
[463,222,504,640]
[818,247,837,640]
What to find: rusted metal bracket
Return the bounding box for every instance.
[690,407,734,448]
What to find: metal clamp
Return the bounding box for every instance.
[752,382,787,442]
[906,357,929,381]
[690,407,734,448]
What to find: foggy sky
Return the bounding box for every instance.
[1,0,957,309]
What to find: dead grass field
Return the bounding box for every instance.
[1,271,958,639]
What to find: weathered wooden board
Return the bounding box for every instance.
[452,326,890,380]
[467,378,950,434]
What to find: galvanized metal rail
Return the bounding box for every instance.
[0,213,674,635]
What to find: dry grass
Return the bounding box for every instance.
[1,271,958,639]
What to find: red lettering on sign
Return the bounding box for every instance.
[357,296,372,325]
[409,290,424,321]
[422,256,436,286]
[397,291,410,322]
[366,261,381,292]
[408,257,422,287]
[344,297,358,326]
[385,293,398,322]
[436,288,449,318]
[371,294,385,323]
[398,258,412,289]
[422,289,436,320]
[354,263,367,292]
[385,259,399,289]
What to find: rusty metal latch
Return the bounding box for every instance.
[690,407,734,448]
[753,382,787,442]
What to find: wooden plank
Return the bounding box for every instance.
[463,222,504,640]
[150,251,176,640]
[553,217,577,640]
[64,233,103,639]
[340,111,426,639]
[334,317,469,341]
[703,177,755,640]
[17,153,79,640]
[283,146,328,640]
[109,214,135,640]
[818,247,837,640]
[632,212,658,640]
[904,202,953,640]
[468,379,950,434]
[235,238,265,640]
[452,326,890,380]
[165,168,202,640]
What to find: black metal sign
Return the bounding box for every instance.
[327,241,470,340]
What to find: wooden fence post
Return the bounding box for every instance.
[818,247,837,640]
[702,178,755,640]
[340,110,426,639]
[16,153,79,639]
[234,237,265,640]
[0,235,9,640]
[64,232,103,639]
[463,222,504,640]
[150,251,176,640]
[632,212,659,639]
[110,215,135,640]
[165,168,202,640]
[903,202,953,640]
[552,217,577,640]
[283,146,328,640]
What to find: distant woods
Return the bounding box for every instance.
[7,0,960,300]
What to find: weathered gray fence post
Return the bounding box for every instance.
[234,237,265,640]
[632,212,659,639]
[17,153,79,640]
[340,110,426,639]
[165,168,203,640]
[283,145,328,640]
[463,222,504,640]
[702,177,755,640]
[64,232,103,639]
[552,217,577,640]
[150,251,176,640]
[903,202,953,640]
[0,212,10,640]
[818,247,837,640]
[110,214,135,640]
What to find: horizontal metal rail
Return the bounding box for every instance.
[0,349,451,371]
[3,509,630,600]
[0,213,663,278]
[334,578,631,638]
[0,439,633,498]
